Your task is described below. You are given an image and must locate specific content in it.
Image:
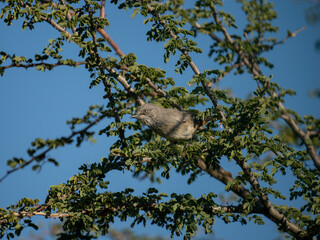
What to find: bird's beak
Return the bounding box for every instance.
[131,115,137,119]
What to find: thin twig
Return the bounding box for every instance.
[271,26,306,49]
[211,4,262,76]
[209,62,244,86]
[2,61,86,70]
[47,1,144,106]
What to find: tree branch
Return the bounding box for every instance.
[47,1,144,107]
[281,113,320,169]
[97,29,125,57]
[98,1,124,57]
[0,203,264,225]
[0,114,105,183]
[196,158,255,202]
[233,156,313,240]
[44,18,71,37]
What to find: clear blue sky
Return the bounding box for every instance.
[0,1,319,239]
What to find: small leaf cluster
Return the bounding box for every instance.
[0,198,40,239]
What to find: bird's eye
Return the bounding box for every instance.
[143,109,148,114]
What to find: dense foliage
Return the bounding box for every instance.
[0,0,319,239]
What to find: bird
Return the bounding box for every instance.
[131,103,212,141]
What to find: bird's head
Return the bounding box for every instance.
[131,103,160,126]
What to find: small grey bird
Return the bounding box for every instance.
[131,103,209,141]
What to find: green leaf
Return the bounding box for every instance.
[131,8,139,19]
[32,165,40,171]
